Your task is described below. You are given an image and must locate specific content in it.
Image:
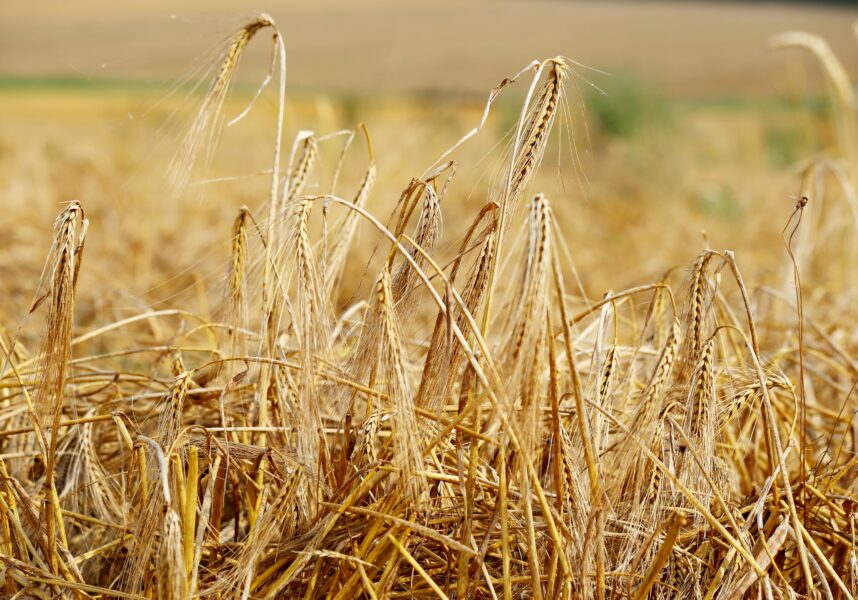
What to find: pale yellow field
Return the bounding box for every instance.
[3,1,858,95]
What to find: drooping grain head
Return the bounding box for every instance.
[346,263,424,499]
[351,409,383,468]
[686,335,715,442]
[599,345,618,408]
[720,372,792,428]
[504,58,566,221]
[391,183,443,310]
[376,269,423,498]
[274,133,320,245]
[285,135,319,206]
[504,194,553,371]
[492,195,554,464]
[686,251,713,362]
[288,198,331,481]
[416,206,496,410]
[630,317,681,435]
[229,206,250,323]
[674,334,724,519]
[33,202,87,474]
[169,14,278,195]
[594,343,620,448]
[60,420,122,526]
[158,371,194,451]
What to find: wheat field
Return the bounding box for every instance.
[2,7,858,600]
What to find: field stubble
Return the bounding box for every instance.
[0,13,857,600]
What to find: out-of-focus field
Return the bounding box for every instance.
[0,88,816,321]
[3,0,858,96]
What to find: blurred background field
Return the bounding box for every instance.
[5,1,858,95]
[1,0,857,326]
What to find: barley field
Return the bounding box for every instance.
[2,2,858,599]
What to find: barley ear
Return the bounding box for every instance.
[169,14,278,195]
